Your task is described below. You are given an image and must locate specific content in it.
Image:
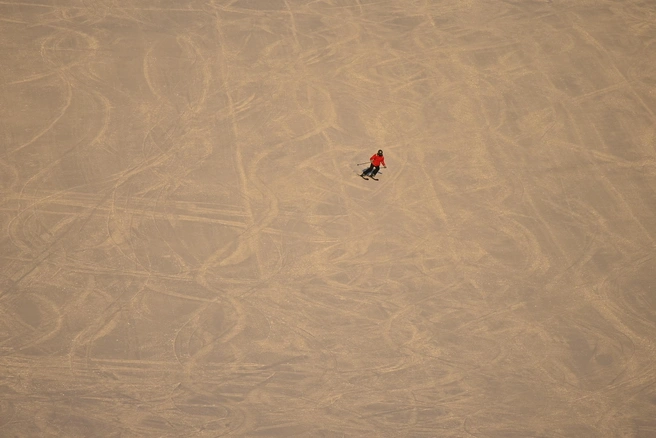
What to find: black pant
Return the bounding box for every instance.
[363,164,380,176]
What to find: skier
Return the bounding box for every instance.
[361,149,386,180]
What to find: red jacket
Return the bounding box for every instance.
[370,154,385,167]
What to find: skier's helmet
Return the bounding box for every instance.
[377,149,383,156]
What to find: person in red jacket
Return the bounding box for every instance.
[361,150,386,179]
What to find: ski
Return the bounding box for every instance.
[370,176,379,181]
[360,174,369,180]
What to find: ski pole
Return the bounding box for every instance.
[357,162,369,166]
